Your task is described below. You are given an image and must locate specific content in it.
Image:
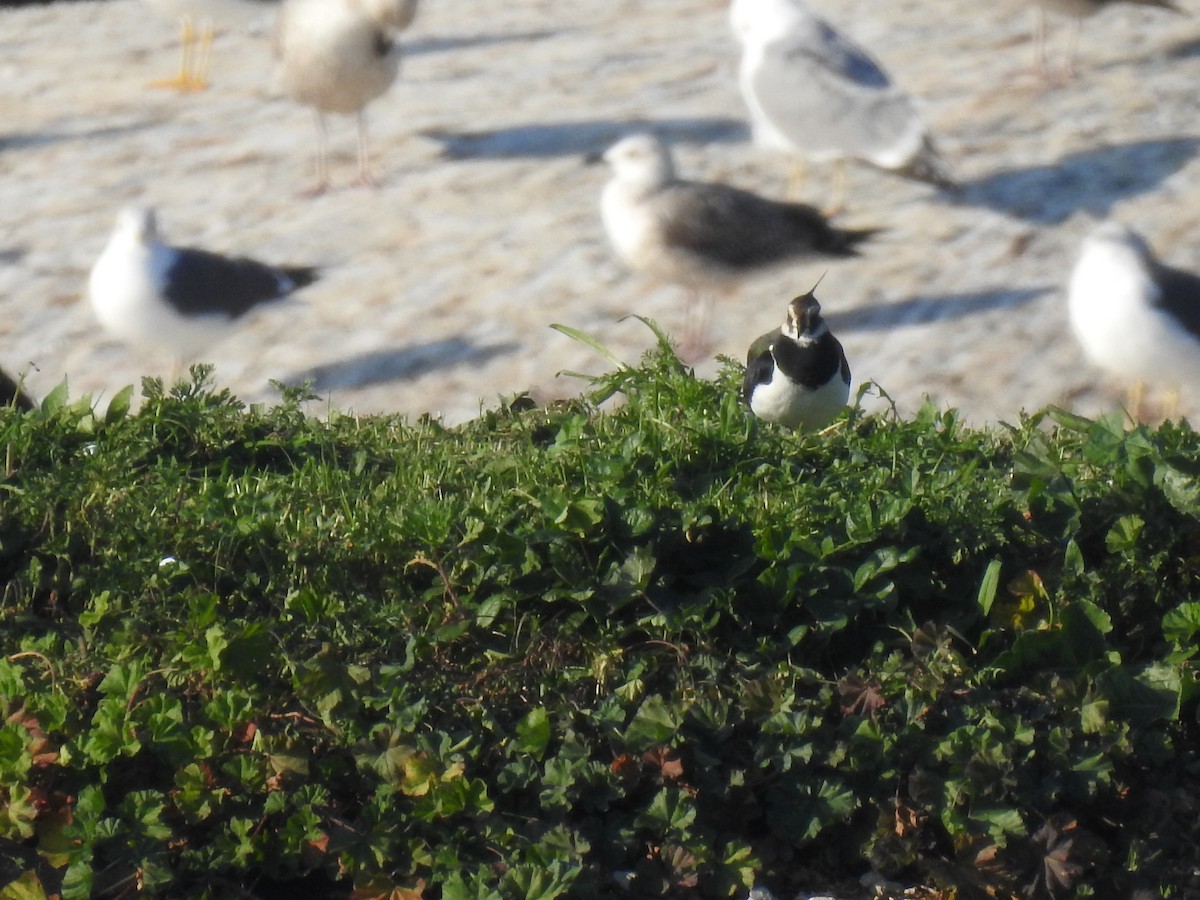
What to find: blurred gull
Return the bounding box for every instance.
[1068,221,1200,419]
[730,0,955,212]
[88,206,319,363]
[275,0,418,192]
[1032,0,1181,76]
[599,133,876,353]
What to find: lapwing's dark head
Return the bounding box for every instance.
[783,289,827,343]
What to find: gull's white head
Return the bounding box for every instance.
[1079,221,1154,269]
[730,0,811,44]
[602,133,677,191]
[355,0,418,30]
[112,206,160,245]
[1065,220,1198,388]
[1068,221,1157,348]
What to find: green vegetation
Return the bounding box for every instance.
[2,331,1200,899]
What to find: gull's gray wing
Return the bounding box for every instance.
[749,20,924,161]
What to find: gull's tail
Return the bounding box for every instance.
[1122,0,1184,11]
[812,221,882,257]
[896,138,960,193]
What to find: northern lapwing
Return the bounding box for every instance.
[742,286,851,431]
[729,0,955,212]
[88,206,318,363]
[599,132,876,355]
[1068,221,1200,419]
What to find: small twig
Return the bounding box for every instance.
[641,639,689,665]
[406,555,461,612]
[6,650,58,689]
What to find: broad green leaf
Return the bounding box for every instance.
[1156,463,1200,519]
[624,695,679,748]
[104,385,135,424]
[1062,538,1085,578]
[1105,515,1144,554]
[37,380,69,415]
[1071,598,1112,634]
[976,559,1002,616]
[637,787,697,833]
[1163,602,1200,645]
[766,778,857,844]
[514,707,551,759]
[971,806,1027,840]
[1097,664,1182,726]
[0,869,50,900]
[1079,697,1109,734]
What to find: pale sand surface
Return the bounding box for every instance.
[2,0,1200,424]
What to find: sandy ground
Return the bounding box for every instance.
[2,0,1200,425]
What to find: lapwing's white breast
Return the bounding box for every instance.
[749,352,849,431]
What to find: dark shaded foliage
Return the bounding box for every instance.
[2,348,1200,899]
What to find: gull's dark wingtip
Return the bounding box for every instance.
[829,225,884,257]
[901,159,961,193]
[282,265,321,291]
[895,138,961,193]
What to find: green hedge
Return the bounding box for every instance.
[1,340,1199,898]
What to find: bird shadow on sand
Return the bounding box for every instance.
[285,338,518,392]
[1162,33,1200,60]
[0,120,156,155]
[406,30,561,56]
[423,117,747,160]
[959,137,1200,225]
[829,286,1050,333]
